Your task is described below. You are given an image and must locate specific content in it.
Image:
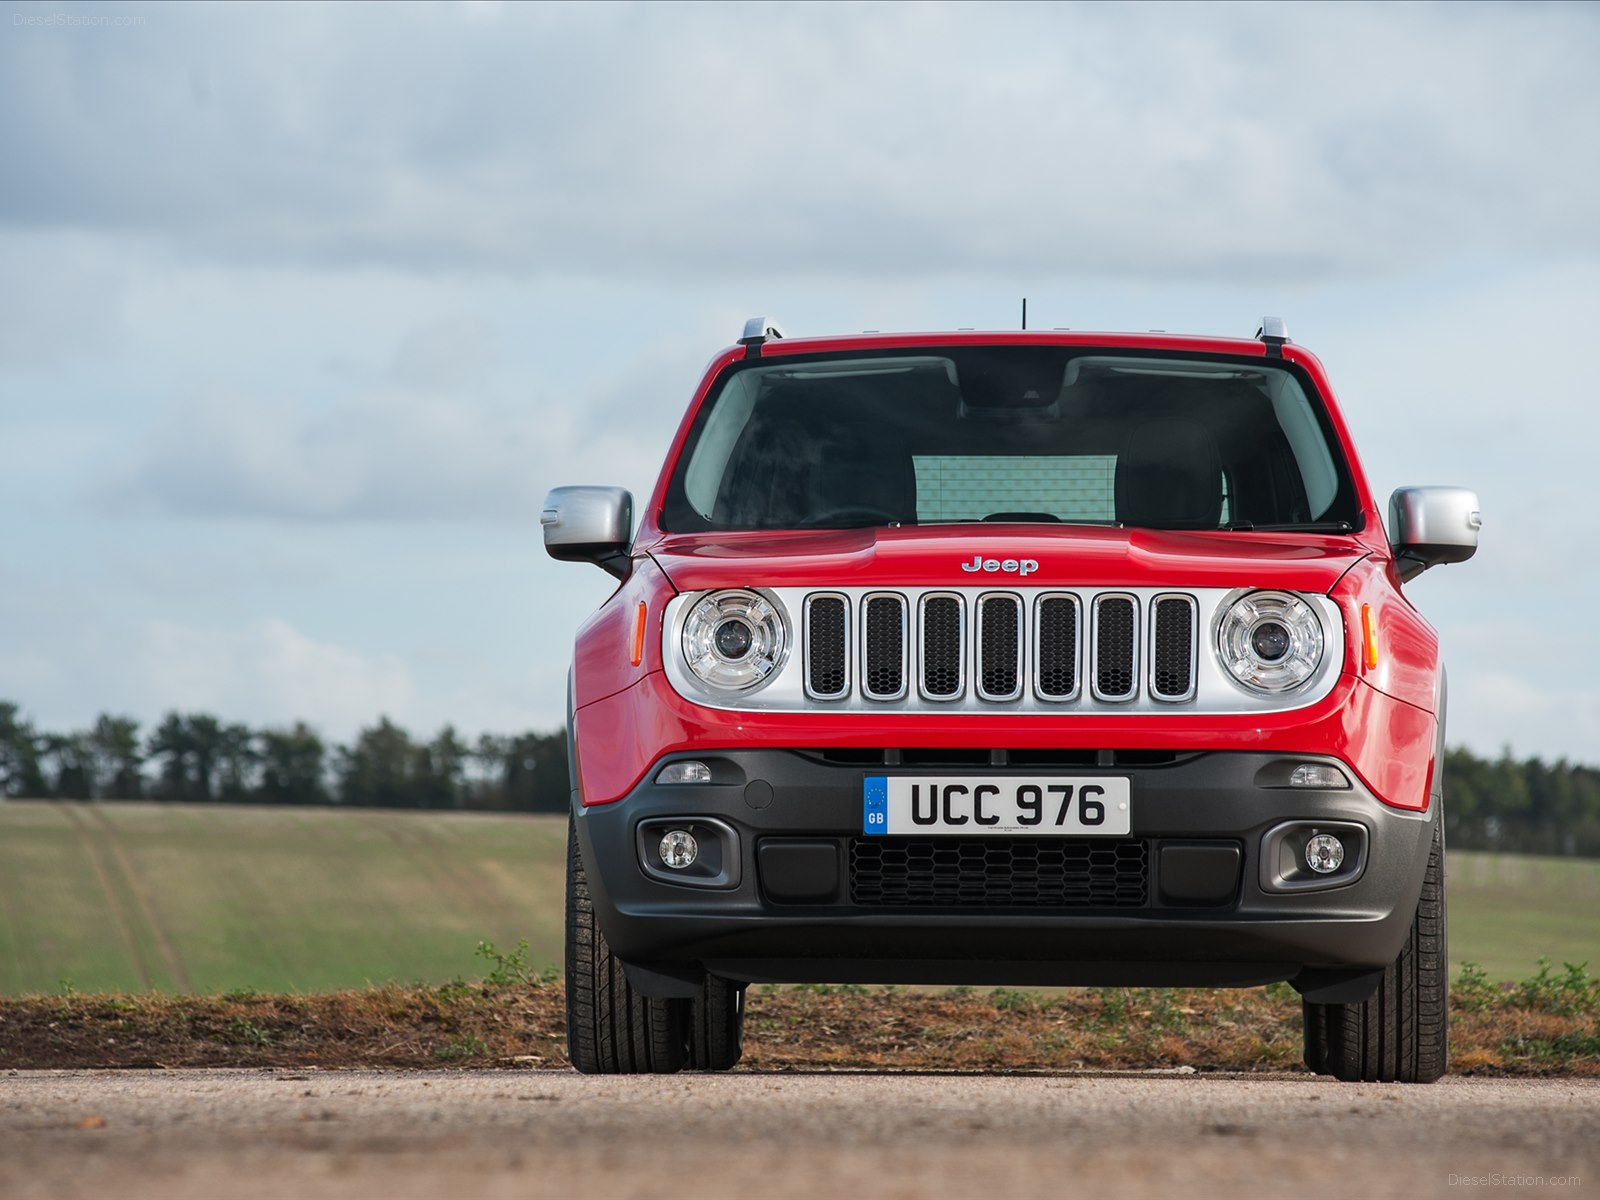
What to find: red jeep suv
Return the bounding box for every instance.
[542,318,1480,1081]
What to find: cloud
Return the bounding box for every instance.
[3,3,1596,283]
[96,307,697,523]
[133,616,417,737]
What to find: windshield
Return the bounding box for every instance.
[663,347,1361,533]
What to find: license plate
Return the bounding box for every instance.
[862,776,1131,836]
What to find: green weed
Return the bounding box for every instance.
[989,987,1036,1012]
[224,1017,274,1047]
[1513,958,1598,1016]
[435,1033,489,1061]
[475,939,557,990]
[1452,961,1502,1011]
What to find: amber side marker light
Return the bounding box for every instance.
[629,601,648,667]
[1361,604,1379,671]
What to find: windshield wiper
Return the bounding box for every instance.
[1221,520,1354,533]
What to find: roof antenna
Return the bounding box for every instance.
[1021,297,1027,330]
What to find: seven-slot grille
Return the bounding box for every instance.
[802,589,1199,705]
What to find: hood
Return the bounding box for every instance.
[646,524,1369,594]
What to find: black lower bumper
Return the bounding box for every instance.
[573,749,1437,996]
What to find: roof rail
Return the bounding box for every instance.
[1256,316,1289,358]
[739,316,786,358]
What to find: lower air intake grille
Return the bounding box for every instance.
[850,837,1148,907]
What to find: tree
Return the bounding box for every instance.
[215,723,257,802]
[0,702,47,798]
[185,714,223,803]
[145,712,228,802]
[337,717,418,807]
[502,730,568,813]
[258,723,328,805]
[471,733,512,808]
[43,732,96,800]
[417,725,470,809]
[91,715,144,799]
[147,712,194,801]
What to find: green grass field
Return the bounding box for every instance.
[0,802,566,994]
[0,801,1594,994]
[1446,849,1600,981]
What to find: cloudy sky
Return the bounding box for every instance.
[2,0,1596,760]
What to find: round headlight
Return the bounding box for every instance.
[682,589,788,691]
[1217,590,1324,693]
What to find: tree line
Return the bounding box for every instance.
[0,702,568,813]
[1442,748,1600,858]
[3,700,1599,855]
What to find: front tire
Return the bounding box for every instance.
[1302,819,1448,1082]
[565,814,685,1075]
[687,975,746,1071]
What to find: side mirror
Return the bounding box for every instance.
[541,486,633,580]
[1388,486,1481,582]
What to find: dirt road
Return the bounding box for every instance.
[2,1069,1594,1200]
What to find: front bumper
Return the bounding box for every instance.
[574,748,1437,995]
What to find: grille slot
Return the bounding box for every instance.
[804,594,849,700]
[1150,594,1197,701]
[862,594,908,700]
[850,837,1148,907]
[1092,595,1138,701]
[919,594,965,700]
[976,594,1023,701]
[1034,594,1080,700]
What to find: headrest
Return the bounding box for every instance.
[1114,417,1223,529]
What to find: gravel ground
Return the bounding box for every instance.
[1,1069,1595,1200]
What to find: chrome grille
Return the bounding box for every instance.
[1151,594,1197,701]
[862,594,908,700]
[1092,595,1138,701]
[801,587,1200,708]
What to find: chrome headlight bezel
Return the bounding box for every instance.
[1216,590,1325,694]
[681,589,789,693]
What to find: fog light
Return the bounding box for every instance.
[655,760,712,785]
[1289,763,1351,789]
[1306,832,1345,874]
[659,829,699,869]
